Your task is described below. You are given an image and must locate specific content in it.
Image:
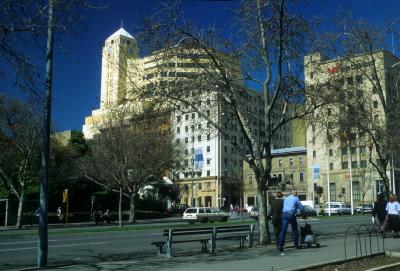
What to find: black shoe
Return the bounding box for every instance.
[278,246,284,252]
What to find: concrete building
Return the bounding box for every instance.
[83,27,294,208]
[304,50,400,206]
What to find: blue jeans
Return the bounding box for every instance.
[278,212,299,248]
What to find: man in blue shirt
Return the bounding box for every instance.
[277,190,304,252]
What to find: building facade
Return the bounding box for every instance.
[243,147,308,207]
[83,27,294,208]
[304,51,400,206]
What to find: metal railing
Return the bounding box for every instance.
[344,224,384,261]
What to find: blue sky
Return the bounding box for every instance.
[4,0,400,132]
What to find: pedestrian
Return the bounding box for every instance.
[103,209,111,224]
[270,191,284,248]
[385,194,400,237]
[277,189,305,252]
[372,193,387,231]
[57,207,63,223]
[230,204,234,214]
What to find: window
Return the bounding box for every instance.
[351,161,358,168]
[313,151,316,158]
[197,123,201,129]
[224,146,227,153]
[198,183,202,190]
[207,170,210,176]
[351,147,357,155]
[373,100,378,109]
[356,75,363,84]
[329,149,333,157]
[185,114,189,120]
[184,149,188,155]
[185,126,188,132]
[206,110,210,117]
[206,182,211,189]
[299,172,304,182]
[299,157,304,164]
[176,127,180,133]
[207,158,211,165]
[206,146,210,152]
[177,116,181,122]
[176,138,180,144]
[342,161,348,169]
[191,136,195,142]
[353,181,360,201]
[329,163,334,170]
[224,158,227,165]
[289,158,294,166]
[185,137,188,143]
[184,160,188,166]
[360,146,366,154]
[347,76,353,85]
[191,125,195,132]
[198,135,201,141]
[249,176,253,184]
[207,134,210,140]
[279,159,282,167]
[360,160,367,168]
[192,113,196,119]
[341,147,348,155]
[329,183,336,202]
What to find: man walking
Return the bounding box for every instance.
[270,191,284,248]
[278,190,304,252]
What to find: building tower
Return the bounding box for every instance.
[100,27,137,108]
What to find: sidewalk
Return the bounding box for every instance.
[18,232,400,271]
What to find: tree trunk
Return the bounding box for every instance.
[257,185,270,245]
[118,187,123,228]
[16,191,25,229]
[128,193,136,223]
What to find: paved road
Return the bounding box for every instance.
[0,215,371,270]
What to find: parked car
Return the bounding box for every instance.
[355,203,373,214]
[296,205,318,217]
[249,206,259,220]
[323,202,349,215]
[182,207,230,224]
[338,204,352,215]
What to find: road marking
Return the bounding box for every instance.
[0,240,57,245]
[0,242,105,252]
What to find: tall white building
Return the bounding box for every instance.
[83,27,293,208]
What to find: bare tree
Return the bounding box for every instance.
[132,0,328,245]
[80,105,182,225]
[311,16,400,198]
[0,94,41,229]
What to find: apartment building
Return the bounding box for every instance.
[304,50,400,205]
[83,27,293,208]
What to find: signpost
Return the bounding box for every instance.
[62,189,68,224]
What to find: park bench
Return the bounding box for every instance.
[151,224,254,258]
[211,224,255,253]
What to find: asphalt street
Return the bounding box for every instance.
[0,215,372,271]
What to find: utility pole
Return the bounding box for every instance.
[38,0,55,268]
